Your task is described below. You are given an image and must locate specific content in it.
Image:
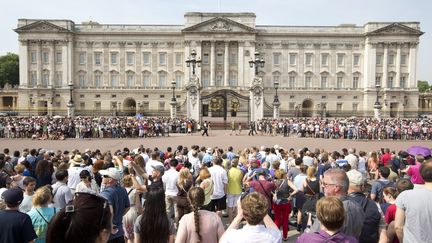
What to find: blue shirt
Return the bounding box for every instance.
[100,183,130,240]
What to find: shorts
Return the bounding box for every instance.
[227,194,241,208]
[209,195,227,212]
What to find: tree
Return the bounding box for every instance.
[418,80,430,93]
[0,53,19,88]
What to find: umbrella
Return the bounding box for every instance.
[406,146,431,157]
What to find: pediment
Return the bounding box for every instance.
[182,17,256,33]
[367,23,423,36]
[15,21,71,33]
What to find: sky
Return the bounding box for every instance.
[1,0,431,82]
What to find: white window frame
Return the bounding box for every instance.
[289,53,296,65]
[353,54,360,66]
[376,54,382,65]
[159,52,167,66]
[94,53,101,65]
[126,52,135,65]
[31,51,37,64]
[273,53,281,66]
[305,54,312,66]
[321,53,329,66]
[337,53,344,66]
[216,53,223,65]
[143,52,150,65]
[111,52,118,65]
[79,52,86,65]
[56,52,62,63]
[203,53,209,64]
[126,73,134,87]
[175,53,182,66]
[142,72,151,87]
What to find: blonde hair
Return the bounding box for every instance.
[199,167,211,181]
[32,186,52,207]
[122,175,133,187]
[316,196,345,231]
[306,166,316,179]
[177,168,190,188]
[14,164,25,174]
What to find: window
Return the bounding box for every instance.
[273,74,280,86]
[273,53,281,66]
[30,71,37,86]
[175,73,183,88]
[400,75,406,88]
[80,102,85,110]
[352,103,358,113]
[175,53,182,65]
[401,54,407,65]
[388,54,394,65]
[143,52,150,65]
[305,75,312,88]
[353,54,360,66]
[352,76,359,89]
[337,96,342,99]
[202,71,210,87]
[31,51,37,64]
[158,72,166,87]
[143,72,151,87]
[375,75,381,86]
[353,96,358,99]
[56,52,62,63]
[95,94,100,98]
[126,73,134,87]
[337,76,343,89]
[43,51,49,64]
[158,102,165,111]
[321,76,327,89]
[55,71,62,87]
[387,76,393,88]
[94,73,101,88]
[42,72,49,86]
[229,71,237,86]
[80,94,85,98]
[143,102,149,111]
[229,53,237,64]
[289,53,296,65]
[79,52,86,65]
[336,103,343,113]
[111,52,118,65]
[216,72,223,86]
[376,54,382,65]
[95,102,101,111]
[305,54,312,65]
[337,54,344,66]
[216,53,223,64]
[79,74,86,87]
[111,73,118,87]
[159,53,166,65]
[94,53,101,65]
[127,52,134,65]
[321,53,328,66]
[289,102,295,110]
[203,53,209,64]
[289,75,296,88]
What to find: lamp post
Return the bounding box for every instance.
[273,81,280,119]
[67,83,75,118]
[170,79,177,119]
[249,51,265,76]
[185,49,201,76]
[374,84,382,120]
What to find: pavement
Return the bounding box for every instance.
[1,130,430,153]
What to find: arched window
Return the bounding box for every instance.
[110,71,119,87]
[336,72,345,89]
[320,72,329,89]
[158,71,167,87]
[288,71,297,89]
[304,72,313,89]
[142,71,151,87]
[126,71,135,88]
[94,70,102,88]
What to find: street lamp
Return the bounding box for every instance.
[185,50,201,76]
[273,81,280,119]
[374,84,383,120]
[170,79,177,119]
[249,51,265,76]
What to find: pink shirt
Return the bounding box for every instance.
[407,162,425,185]
[175,210,224,243]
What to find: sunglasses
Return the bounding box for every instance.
[74,192,118,234]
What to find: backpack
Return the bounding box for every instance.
[376,180,396,203]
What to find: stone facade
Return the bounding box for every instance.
[14,12,423,120]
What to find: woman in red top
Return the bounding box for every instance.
[383,187,400,243]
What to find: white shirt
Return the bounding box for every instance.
[67,166,86,190]
[346,154,359,170]
[52,181,73,209]
[220,224,282,243]
[140,153,149,163]
[208,165,228,200]
[162,168,179,196]
[19,194,33,213]
[145,159,164,175]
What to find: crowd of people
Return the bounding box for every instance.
[0,117,197,140]
[244,117,432,140]
[0,143,432,243]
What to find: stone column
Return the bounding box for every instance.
[67,38,74,87]
[238,41,244,87]
[194,41,202,85]
[408,42,418,88]
[395,43,401,88]
[382,44,388,88]
[37,40,42,86]
[170,100,177,119]
[103,41,110,87]
[49,41,55,88]
[362,41,376,117]
[119,42,126,86]
[18,39,29,87]
[210,41,215,86]
[273,102,280,119]
[86,41,94,87]
[135,42,142,87]
[184,41,191,84]
[224,41,229,86]
[61,41,68,88]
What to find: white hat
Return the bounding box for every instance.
[347,169,364,186]
[99,167,121,181]
[206,147,212,153]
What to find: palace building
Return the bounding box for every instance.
[14,12,423,122]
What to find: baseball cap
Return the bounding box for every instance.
[347,169,364,186]
[152,165,165,176]
[1,188,24,205]
[99,167,121,181]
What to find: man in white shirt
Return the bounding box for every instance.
[345,148,359,170]
[145,151,164,175]
[208,158,228,217]
[67,154,87,193]
[220,192,282,243]
[162,159,179,222]
[52,170,73,209]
